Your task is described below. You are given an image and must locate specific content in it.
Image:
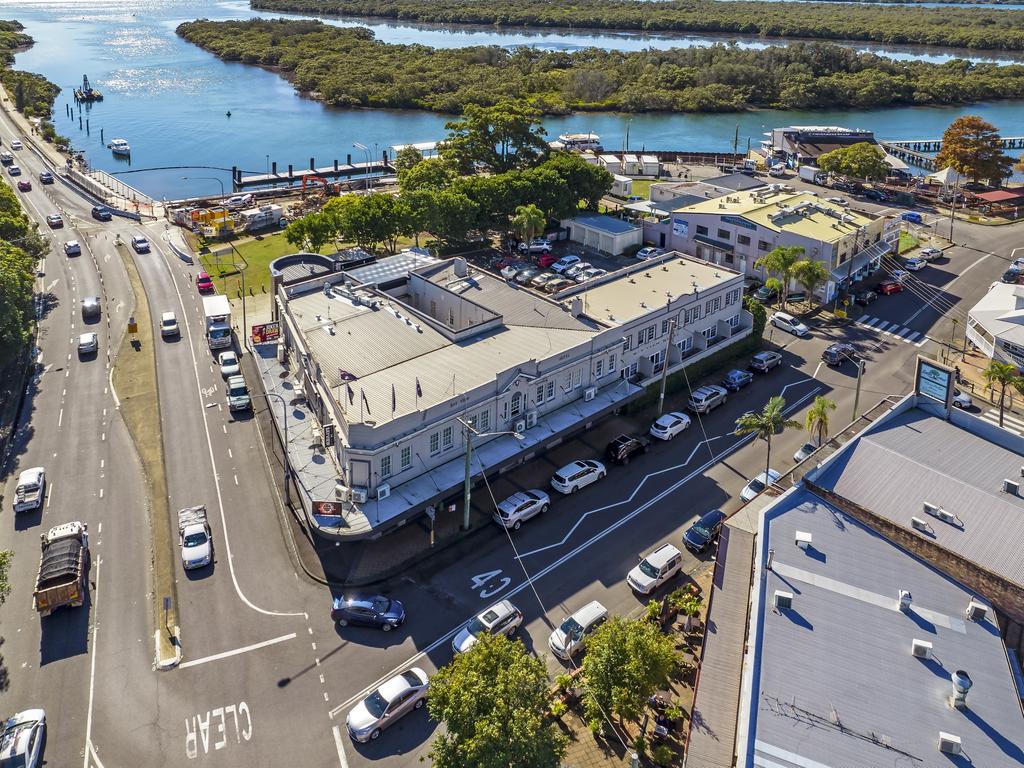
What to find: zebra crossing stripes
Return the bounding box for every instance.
[854,315,927,347]
[979,408,1024,436]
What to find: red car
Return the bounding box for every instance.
[17,180,31,192]
[196,272,215,294]
[877,280,903,295]
[537,252,558,268]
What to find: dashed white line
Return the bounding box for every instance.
[57,408,63,427]
[233,474,238,486]
[98,488,104,499]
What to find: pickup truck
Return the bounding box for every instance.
[34,522,89,616]
[178,506,213,570]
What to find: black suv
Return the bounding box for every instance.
[822,342,857,366]
[683,509,727,553]
[331,595,406,631]
[91,205,112,221]
[605,434,650,465]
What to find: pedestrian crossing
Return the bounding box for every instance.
[854,315,928,347]
[979,408,1024,436]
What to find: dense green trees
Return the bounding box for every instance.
[177,19,1024,115]
[935,115,1014,183]
[817,142,890,181]
[251,0,1024,51]
[0,20,65,147]
[0,181,46,365]
[442,102,548,173]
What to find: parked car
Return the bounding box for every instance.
[543,277,575,294]
[6,164,20,176]
[537,252,558,268]
[793,441,818,463]
[863,188,889,202]
[493,489,549,530]
[530,272,559,290]
[743,277,764,296]
[550,255,582,274]
[519,238,552,254]
[331,595,406,631]
[225,374,251,412]
[919,247,942,260]
[0,709,46,768]
[500,263,528,280]
[721,368,754,391]
[683,508,727,553]
[452,600,523,653]
[91,205,112,221]
[548,600,608,660]
[1002,267,1022,284]
[854,289,877,306]
[627,543,683,594]
[575,267,607,283]
[131,235,151,253]
[196,271,215,293]
[825,196,849,207]
[749,350,782,373]
[901,211,923,224]
[346,668,428,743]
[753,285,778,304]
[649,411,691,441]
[224,194,254,210]
[891,269,910,283]
[636,246,665,260]
[1012,257,1024,271]
[605,434,650,465]
[740,469,781,502]
[903,256,927,271]
[770,311,809,337]
[877,279,903,295]
[564,261,592,279]
[38,170,54,184]
[45,214,62,228]
[952,389,973,409]
[64,240,81,256]
[822,342,857,366]
[17,179,31,191]
[687,384,728,414]
[550,459,606,494]
[160,311,179,338]
[217,350,239,376]
[77,332,99,355]
[513,267,541,284]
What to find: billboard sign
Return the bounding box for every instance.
[251,321,281,344]
[916,356,953,408]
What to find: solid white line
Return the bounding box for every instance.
[46,482,53,509]
[914,336,928,348]
[82,558,102,768]
[98,488,103,499]
[58,408,63,427]
[332,726,350,768]
[177,632,297,670]
[812,361,823,379]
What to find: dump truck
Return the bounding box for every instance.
[34,521,89,616]
[178,506,213,570]
[202,294,232,351]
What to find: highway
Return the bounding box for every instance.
[0,100,1020,768]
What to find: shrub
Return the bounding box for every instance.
[652,744,675,766]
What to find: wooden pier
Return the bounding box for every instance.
[234,159,393,191]
[880,135,1024,171]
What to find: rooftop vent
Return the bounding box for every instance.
[898,590,912,612]
[570,297,584,318]
[966,600,987,622]
[453,257,468,277]
[794,531,812,550]
[950,670,972,710]
[1003,478,1019,496]
[938,732,962,755]
[911,639,932,659]
[773,590,793,610]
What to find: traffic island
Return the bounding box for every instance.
[109,242,181,668]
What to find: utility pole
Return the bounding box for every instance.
[852,359,865,424]
[657,318,676,415]
[462,427,473,531]
[948,318,959,365]
[948,175,960,243]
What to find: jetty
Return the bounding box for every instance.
[880,135,1024,171]
[234,158,393,191]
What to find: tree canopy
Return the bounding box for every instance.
[755,246,805,306]
[817,142,889,180]
[935,115,1013,183]
[441,102,548,173]
[734,395,802,482]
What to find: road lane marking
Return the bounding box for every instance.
[83,557,102,768]
[57,408,63,427]
[99,488,103,499]
[177,632,297,670]
[902,249,992,326]
[46,482,53,508]
[904,331,921,343]
[332,726,350,768]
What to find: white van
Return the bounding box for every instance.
[548,600,608,660]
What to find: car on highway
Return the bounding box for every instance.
[217,350,239,376]
[81,295,101,320]
[550,254,582,274]
[854,289,877,306]
[91,205,112,221]
[63,240,81,256]
[794,441,819,463]
[131,235,151,253]
[346,668,428,743]
[493,489,549,530]
[919,247,942,260]
[605,434,650,465]
[749,350,782,373]
[753,285,778,304]
[0,708,46,768]
[77,332,99,355]
[575,267,607,283]
[770,311,809,337]
[9,139,22,150]
[160,311,180,339]
[636,246,665,260]
[683,508,727,554]
[721,368,754,391]
[17,179,31,191]
[904,256,927,271]
[877,279,903,295]
[38,170,53,184]
[331,595,406,631]
[196,271,215,293]
[452,600,523,653]
[550,459,606,494]
[7,164,21,176]
[13,467,45,513]
[740,469,782,502]
[901,211,923,224]
[226,375,251,412]
[519,238,552,254]
[500,262,528,280]
[649,411,691,441]
[45,214,63,228]
[627,543,683,595]
[548,600,608,660]
[564,261,593,279]
[822,342,857,366]
[687,384,728,414]
[952,389,973,409]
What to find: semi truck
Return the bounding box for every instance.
[34,521,89,616]
[798,165,827,185]
[202,294,232,351]
[178,506,213,570]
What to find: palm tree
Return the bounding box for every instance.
[805,395,837,446]
[982,361,1022,427]
[791,259,829,308]
[735,395,802,484]
[754,245,804,307]
[511,203,545,245]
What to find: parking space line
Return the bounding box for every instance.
[177,632,297,670]
[332,725,349,768]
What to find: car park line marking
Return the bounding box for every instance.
[331,726,350,768]
[178,632,297,670]
[813,362,823,379]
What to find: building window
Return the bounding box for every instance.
[623,361,639,379]
[510,392,523,418]
[661,319,670,334]
[380,455,392,479]
[702,326,718,341]
[676,336,693,353]
[705,296,721,314]
[429,432,440,455]
[724,252,735,265]
[640,325,656,344]
[717,228,730,240]
[725,288,738,306]
[573,369,582,388]
[758,240,770,251]
[448,307,455,326]
[546,381,554,400]
[650,350,665,373]
[442,425,454,450]
[684,305,701,325]
[595,360,604,378]
[622,335,632,351]
[608,353,617,373]
[502,402,509,421]
[737,234,751,246]
[400,446,412,470]
[696,225,709,236]
[728,313,740,327]
[536,384,545,404]
[479,409,490,431]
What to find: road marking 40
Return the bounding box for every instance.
[185,702,252,759]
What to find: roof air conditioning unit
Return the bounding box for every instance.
[526,411,537,429]
[795,531,812,550]
[935,508,957,525]
[938,733,962,755]
[514,420,527,435]
[774,590,793,610]
[898,590,912,612]
[911,516,930,533]
[911,639,932,659]
[377,483,391,501]
[923,501,939,517]
[1003,478,1019,495]
[966,600,987,622]
[584,386,597,402]
[351,487,368,504]
[334,483,350,501]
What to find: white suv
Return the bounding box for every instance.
[687,384,728,414]
[452,600,523,653]
[550,460,606,494]
[627,543,683,595]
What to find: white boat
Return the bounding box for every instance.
[109,138,130,154]
[555,132,602,153]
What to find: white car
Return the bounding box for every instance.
[1012,257,1024,271]
[740,469,782,502]
[920,247,942,260]
[825,196,849,207]
[9,139,22,150]
[551,255,582,274]
[13,467,45,513]
[493,489,550,530]
[952,389,972,409]
[452,600,523,654]
[519,238,551,254]
[891,269,910,283]
[636,247,664,260]
[793,441,818,463]
[346,668,429,743]
[224,193,254,210]
[903,257,927,271]
[0,709,45,768]
[78,332,99,355]
[550,459,605,494]
[218,350,240,377]
[564,261,592,279]
[500,263,526,280]
[130,235,151,253]
[160,311,179,338]
[770,311,809,337]
[627,543,683,595]
[64,240,81,256]
[575,267,607,283]
[649,411,691,441]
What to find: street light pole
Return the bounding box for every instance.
[257,392,291,506]
[852,359,865,424]
[353,142,372,192]
[182,175,225,200]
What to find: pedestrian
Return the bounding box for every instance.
[955,366,962,383]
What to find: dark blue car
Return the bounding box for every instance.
[331,595,406,631]
[683,509,728,553]
[901,211,922,224]
[721,369,754,392]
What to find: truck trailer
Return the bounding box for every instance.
[202,294,232,351]
[34,521,89,616]
[798,165,827,185]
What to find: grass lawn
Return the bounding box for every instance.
[629,178,655,200]
[898,231,920,255]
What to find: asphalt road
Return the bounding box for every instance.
[0,113,1020,768]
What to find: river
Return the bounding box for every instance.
[5,0,1023,198]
